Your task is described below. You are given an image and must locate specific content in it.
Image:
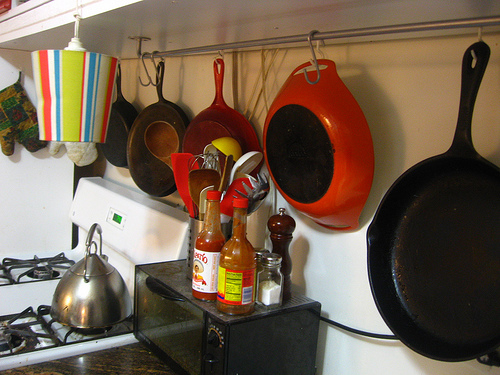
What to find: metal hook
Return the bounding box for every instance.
[150,51,164,86]
[139,53,153,86]
[139,52,160,87]
[303,30,321,85]
[213,50,224,63]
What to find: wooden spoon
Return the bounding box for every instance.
[218,154,233,192]
[144,121,179,168]
[188,169,221,214]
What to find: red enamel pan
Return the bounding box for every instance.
[182,58,262,159]
[264,59,374,230]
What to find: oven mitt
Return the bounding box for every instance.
[48,141,98,167]
[0,72,47,156]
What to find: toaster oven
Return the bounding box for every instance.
[134,260,321,375]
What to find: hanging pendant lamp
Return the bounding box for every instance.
[31,7,118,143]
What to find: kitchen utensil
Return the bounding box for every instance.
[212,136,243,161]
[100,64,138,167]
[220,177,253,218]
[204,143,218,156]
[188,168,221,212]
[263,59,374,230]
[51,223,132,328]
[235,172,269,214]
[145,121,179,168]
[127,60,189,196]
[219,154,233,192]
[182,58,262,162]
[172,152,196,217]
[368,41,500,361]
[229,151,263,184]
[199,184,215,220]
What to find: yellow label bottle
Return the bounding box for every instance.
[217,197,256,315]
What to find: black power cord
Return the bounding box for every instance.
[319,316,398,340]
[320,316,500,368]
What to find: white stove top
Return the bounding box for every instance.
[0,177,190,370]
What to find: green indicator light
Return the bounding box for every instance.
[113,213,123,224]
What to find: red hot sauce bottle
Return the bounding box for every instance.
[217,198,256,315]
[192,190,225,301]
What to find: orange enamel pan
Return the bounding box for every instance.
[264,59,374,230]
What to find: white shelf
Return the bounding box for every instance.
[1,0,500,59]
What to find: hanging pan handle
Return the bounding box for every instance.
[449,41,490,157]
[212,58,227,106]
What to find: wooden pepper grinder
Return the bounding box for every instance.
[267,207,295,302]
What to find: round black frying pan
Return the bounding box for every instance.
[368,41,500,361]
[101,64,138,167]
[127,60,189,196]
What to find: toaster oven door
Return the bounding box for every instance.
[135,272,204,375]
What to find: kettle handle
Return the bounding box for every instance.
[83,223,103,282]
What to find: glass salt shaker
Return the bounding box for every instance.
[256,253,283,309]
[254,248,270,275]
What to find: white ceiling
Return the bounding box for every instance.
[1,0,500,58]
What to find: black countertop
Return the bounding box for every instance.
[0,342,179,375]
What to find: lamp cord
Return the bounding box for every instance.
[74,0,82,39]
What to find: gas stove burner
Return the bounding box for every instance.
[1,252,75,284]
[62,326,112,344]
[0,330,25,354]
[0,307,61,358]
[73,326,112,335]
[27,267,59,280]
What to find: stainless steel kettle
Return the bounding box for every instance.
[51,223,132,328]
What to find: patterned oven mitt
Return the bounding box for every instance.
[0,72,47,156]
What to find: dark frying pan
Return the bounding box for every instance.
[182,58,261,157]
[368,41,500,361]
[127,60,189,196]
[101,64,138,167]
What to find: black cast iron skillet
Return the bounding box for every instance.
[101,64,138,167]
[368,41,500,361]
[127,60,189,196]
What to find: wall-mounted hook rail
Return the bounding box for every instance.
[130,15,500,59]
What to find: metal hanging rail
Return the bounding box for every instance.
[132,15,500,58]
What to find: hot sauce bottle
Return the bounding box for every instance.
[217,197,256,315]
[192,190,225,301]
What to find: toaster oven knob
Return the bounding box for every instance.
[207,328,221,347]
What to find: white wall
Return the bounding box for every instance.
[0,50,74,256]
[107,31,500,374]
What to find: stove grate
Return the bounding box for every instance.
[0,306,61,357]
[1,253,75,284]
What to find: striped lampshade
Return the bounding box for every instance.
[31,49,117,142]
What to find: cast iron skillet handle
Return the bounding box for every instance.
[155,60,166,103]
[116,64,125,100]
[449,41,490,157]
[146,276,185,302]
